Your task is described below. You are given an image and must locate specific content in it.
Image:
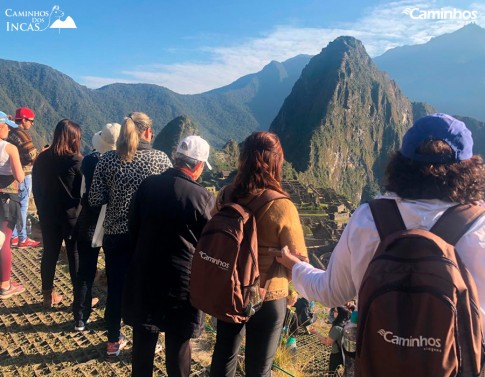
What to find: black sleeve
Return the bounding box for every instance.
[194,192,215,238]
[127,181,143,256]
[32,152,45,209]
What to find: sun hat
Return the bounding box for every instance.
[15,107,35,120]
[0,111,18,128]
[92,123,121,154]
[176,135,212,170]
[400,113,473,163]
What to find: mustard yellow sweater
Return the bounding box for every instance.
[217,191,308,301]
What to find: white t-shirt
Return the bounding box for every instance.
[292,193,485,328]
[0,139,13,176]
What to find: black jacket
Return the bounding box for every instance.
[32,148,83,223]
[123,168,215,337]
[73,152,102,243]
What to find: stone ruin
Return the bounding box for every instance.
[282,180,354,269]
[201,179,354,269]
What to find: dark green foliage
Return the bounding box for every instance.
[0,55,309,154]
[412,102,436,119]
[453,116,485,158]
[211,139,240,173]
[152,115,199,158]
[270,37,413,203]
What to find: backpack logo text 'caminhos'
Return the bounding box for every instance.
[199,251,230,271]
[378,329,442,352]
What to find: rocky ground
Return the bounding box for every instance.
[0,239,338,377]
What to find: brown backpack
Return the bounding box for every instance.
[189,188,287,323]
[357,199,485,377]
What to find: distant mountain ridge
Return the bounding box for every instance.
[374,24,485,121]
[2,27,485,204]
[0,54,310,151]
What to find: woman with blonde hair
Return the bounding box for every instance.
[89,112,171,357]
[209,131,308,377]
[33,119,83,307]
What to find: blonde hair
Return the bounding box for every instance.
[116,112,153,162]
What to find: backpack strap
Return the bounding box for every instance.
[218,186,287,213]
[246,189,288,216]
[430,204,485,245]
[368,199,406,240]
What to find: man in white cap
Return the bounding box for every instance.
[123,135,214,377]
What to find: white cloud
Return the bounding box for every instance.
[80,0,485,94]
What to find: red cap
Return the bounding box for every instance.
[15,107,35,120]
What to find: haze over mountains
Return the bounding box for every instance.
[0,54,310,149]
[0,24,484,202]
[0,24,483,148]
[374,23,485,121]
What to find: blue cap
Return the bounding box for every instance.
[400,113,472,163]
[0,111,18,128]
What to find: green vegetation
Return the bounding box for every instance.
[0,55,310,153]
[271,37,414,203]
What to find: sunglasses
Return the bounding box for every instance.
[25,118,34,123]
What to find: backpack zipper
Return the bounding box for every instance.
[371,254,458,269]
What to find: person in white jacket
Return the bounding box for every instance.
[277,113,485,329]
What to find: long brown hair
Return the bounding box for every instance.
[117,112,152,162]
[385,140,485,203]
[232,132,286,198]
[51,119,81,156]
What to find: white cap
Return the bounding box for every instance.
[92,123,121,154]
[176,135,212,170]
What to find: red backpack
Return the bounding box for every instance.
[190,189,287,323]
[357,199,485,377]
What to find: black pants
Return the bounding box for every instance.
[40,218,79,291]
[210,298,286,377]
[329,351,344,372]
[132,325,192,377]
[72,241,100,323]
[103,233,131,342]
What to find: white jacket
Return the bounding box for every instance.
[292,193,485,328]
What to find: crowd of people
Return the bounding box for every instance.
[0,108,485,377]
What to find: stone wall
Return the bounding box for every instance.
[282,180,353,268]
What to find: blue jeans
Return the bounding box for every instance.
[12,174,31,241]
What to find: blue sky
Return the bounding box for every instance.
[1,0,484,94]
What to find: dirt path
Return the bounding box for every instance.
[0,245,336,377]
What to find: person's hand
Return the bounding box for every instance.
[276,246,306,270]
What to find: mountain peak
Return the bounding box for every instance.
[374,23,485,121]
[270,36,413,202]
[456,22,485,33]
[330,36,365,49]
[153,115,198,156]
